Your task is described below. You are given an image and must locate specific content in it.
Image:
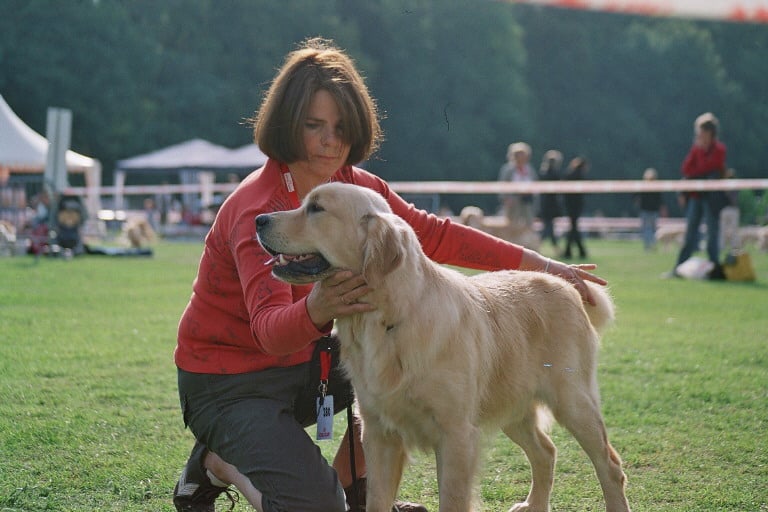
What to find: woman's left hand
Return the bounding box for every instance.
[544,259,606,306]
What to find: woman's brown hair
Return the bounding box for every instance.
[252,37,382,165]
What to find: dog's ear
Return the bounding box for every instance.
[361,213,404,285]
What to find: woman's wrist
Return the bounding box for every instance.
[518,248,549,273]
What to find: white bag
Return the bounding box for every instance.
[675,257,714,280]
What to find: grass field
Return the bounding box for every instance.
[1,239,766,511]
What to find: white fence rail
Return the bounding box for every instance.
[63,178,768,200]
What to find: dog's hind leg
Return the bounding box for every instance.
[552,384,630,512]
[502,407,556,512]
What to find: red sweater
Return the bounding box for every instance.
[174,159,524,374]
[682,140,726,179]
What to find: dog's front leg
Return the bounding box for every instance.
[362,422,407,512]
[435,423,481,512]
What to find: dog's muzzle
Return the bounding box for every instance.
[255,214,334,284]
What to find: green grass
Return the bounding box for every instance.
[1,240,766,511]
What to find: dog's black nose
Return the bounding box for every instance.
[255,214,271,230]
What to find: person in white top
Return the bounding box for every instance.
[498,141,537,228]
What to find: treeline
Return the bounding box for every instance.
[1,0,766,215]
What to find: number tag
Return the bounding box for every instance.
[316,395,334,441]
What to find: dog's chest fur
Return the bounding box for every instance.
[334,277,488,449]
[335,310,451,447]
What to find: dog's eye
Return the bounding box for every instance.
[307,202,325,214]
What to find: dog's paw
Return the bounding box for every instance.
[509,502,548,512]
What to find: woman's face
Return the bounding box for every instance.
[513,151,529,167]
[295,89,351,180]
[695,129,714,148]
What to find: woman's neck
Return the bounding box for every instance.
[286,162,336,200]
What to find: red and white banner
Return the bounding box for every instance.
[509,0,768,23]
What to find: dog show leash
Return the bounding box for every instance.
[315,336,361,509]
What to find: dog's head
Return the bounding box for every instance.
[256,182,409,285]
[459,206,485,229]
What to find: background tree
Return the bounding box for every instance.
[1,1,765,216]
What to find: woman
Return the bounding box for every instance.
[173,37,606,512]
[497,141,537,228]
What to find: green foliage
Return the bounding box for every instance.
[0,240,766,510]
[738,189,768,225]
[350,0,530,186]
[1,2,766,216]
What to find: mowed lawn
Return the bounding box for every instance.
[1,239,766,511]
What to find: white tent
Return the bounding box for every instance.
[114,138,233,172]
[0,94,102,213]
[113,139,267,209]
[217,143,268,169]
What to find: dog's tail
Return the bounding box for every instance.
[583,282,615,335]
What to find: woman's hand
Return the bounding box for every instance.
[543,259,606,306]
[306,270,375,328]
[520,249,607,305]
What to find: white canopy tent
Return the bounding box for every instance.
[113,139,267,209]
[0,94,102,214]
[217,143,268,169]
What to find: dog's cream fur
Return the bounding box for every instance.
[738,225,768,252]
[0,220,17,256]
[257,183,630,512]
[122,217,157,248]
[459,205,541,250]
[655,224,685,251]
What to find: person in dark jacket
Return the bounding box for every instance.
[538,150,563,251]
[562,157,589,259]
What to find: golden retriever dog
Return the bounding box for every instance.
[738,225,768,252]
[459,205,541,250]
[0,219,17,256]
[256,183,630,512]
[122,217,157,248]
[655,224,685,251]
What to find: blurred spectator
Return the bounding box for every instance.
[666,112,727,279]
[562,157,589,259]
[719,168,740,252]
[634,168,664,251]
[498,142,537,228]
[155,182,172,227]
[31,189,51,226]
[537,150,563,251]
[143,197,159,231]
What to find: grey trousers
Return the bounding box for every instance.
[178,344,354,512]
